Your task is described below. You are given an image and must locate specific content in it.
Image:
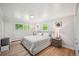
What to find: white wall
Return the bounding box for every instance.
[0,18,2,37]
[61,16,75,50]
[0,8,4,38]
[4,20,34,42]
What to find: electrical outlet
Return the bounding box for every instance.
[76,42,78,44]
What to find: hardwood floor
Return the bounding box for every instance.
[0,41,75,56]
[37,46,75,56]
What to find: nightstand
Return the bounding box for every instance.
[51,38,62,48]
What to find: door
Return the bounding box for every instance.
[75,4,79,56]
[0,20,2,38]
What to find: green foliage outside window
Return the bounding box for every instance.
[42,23,48,31]
[23,24,30,30]
[15,24,30,31]
[16,24,23,30]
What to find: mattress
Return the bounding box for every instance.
[21,35,51,55]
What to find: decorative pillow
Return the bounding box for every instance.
[37,32,42,36]
[43,33,49,36]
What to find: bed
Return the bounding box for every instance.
[21,33,51,55]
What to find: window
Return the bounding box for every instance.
[16,24,23,30]
[23,24,30,30]
[15,24,30,31]
[42,23,48,31]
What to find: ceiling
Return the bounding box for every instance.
[0,3,76,23]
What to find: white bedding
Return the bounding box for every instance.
[21,35,51,55]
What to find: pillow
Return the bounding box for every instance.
[43,33,49,36]
[37,32,42,36]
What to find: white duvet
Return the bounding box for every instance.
[21,35,51,55]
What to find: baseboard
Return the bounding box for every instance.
[10,39,21,42]
[62,44,75,50]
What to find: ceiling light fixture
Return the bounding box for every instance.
[30,15,34,19]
